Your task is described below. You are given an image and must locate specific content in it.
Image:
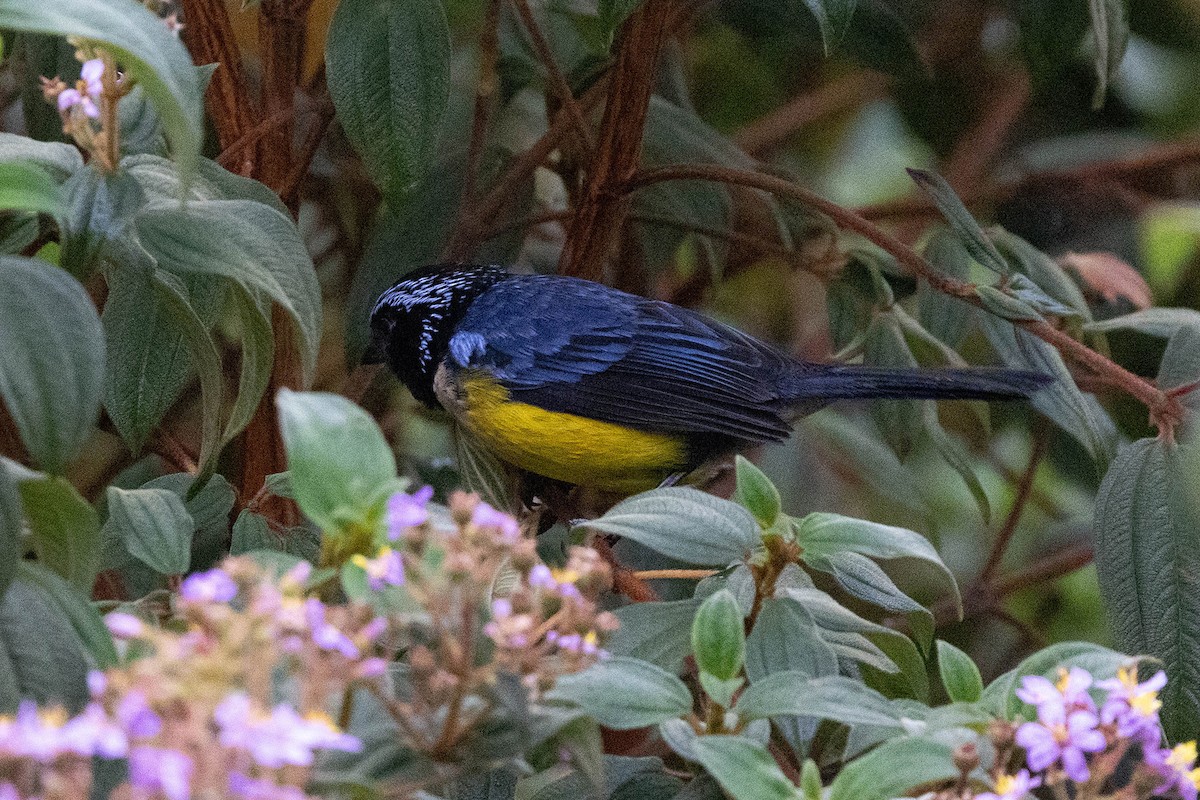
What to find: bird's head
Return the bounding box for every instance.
[368,264,510,406]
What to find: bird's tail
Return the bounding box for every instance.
[779,363,1051,408]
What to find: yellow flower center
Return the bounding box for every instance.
[994,774,1017,795]
[1168,742,1198,772]
[551,568,580,585]
[1130,689,1162,717]
[1055,667,1072,692]
[1116,665,1139,690]
[304,710,341,732]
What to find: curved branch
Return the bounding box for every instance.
[624,163,1181,434]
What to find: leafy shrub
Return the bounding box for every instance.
[0,0,1199,798]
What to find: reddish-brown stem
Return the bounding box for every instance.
[180,0,261,175]
[278,87,335,200]
[977,427,1047,584]
[454,0,503,214]
[442,78,609,260]
[591,537,658,602]
[624,163,1181,433]
[734,71,888,156]
[557,0,674,281]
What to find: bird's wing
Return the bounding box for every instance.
[448,275,794,442]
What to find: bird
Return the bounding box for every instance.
[367,264,1049,494]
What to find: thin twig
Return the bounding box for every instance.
[977,426,1048,583]
[455,0,503,219]
[511,0,594,149]
[734,71,887,156]
[631,569,718,580]
[624,163,1182,434]
[278,89,335,199]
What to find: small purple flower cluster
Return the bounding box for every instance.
[0,559,388,800]
[484,546,618,685]
[977,664,1198,800]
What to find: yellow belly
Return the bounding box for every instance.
[454,374,687,493]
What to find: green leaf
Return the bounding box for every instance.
[104,487,193,575]
[692,590,746,682]
[1094,436,1200,741]
[17,472,100,591]
[0,133,83,181]
[777,587,899,674]
[736,672,902,729]
[975,285,1043,322]
[325,0,450,204]
[0,161,62,218]
[982,640,1130,718]
[698,673,744,709]
[0,256,104,474]
[795,513,958,603]
[800,760,822,800]
[1158,324,1200,415]
[59,166,147,279]
[0,0,204,178]
[745,597,839,681]
[276,390,397,532]
[918,229,975,348]
[221,288,274,445]
[827,736,957,800]
[583,488,760,567]
[804,412,929,517]
[0,573,90,713]
[135,200,322,384]
[1087,0,1129,109]
[609,598,702,672]
[991,230,1091,319]
[688,736,798,800]
[1085,308,1200,337]
[799,0,856,55]
[102,259,225,453]
[907,170,1007,275]
[863,313,924,459]
[732,456,781,528]
[0,461,20,599]
[147,270,224,485]
[546,657,692,730]
[16,560,117,669]
[141,472,235,571]
[979,314,1116,464]
[936,641,983,703]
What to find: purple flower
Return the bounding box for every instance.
[179,568,238,604]
[528,565,554,589]
[386,486,432,539]
[57,59,105,119]
[304,599,359,658]
[355,657,388,679]
[1017,667,1095,713]
[471,502,520,542]
[80,59,104,94]
[1098,666,1166,747]
[1150,741,1200,800]
[976,769,1041,800]
[350,547,405,591]
[105,611,145,639]
[128,745,194,800]
[0,701,69,761]
[117,690,162,738]
[1016,702,1106,781]
[62,702,127,758]
[88,670,107,698]
[215,693,360,768]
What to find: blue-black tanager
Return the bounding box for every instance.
[369,264,1049,492]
